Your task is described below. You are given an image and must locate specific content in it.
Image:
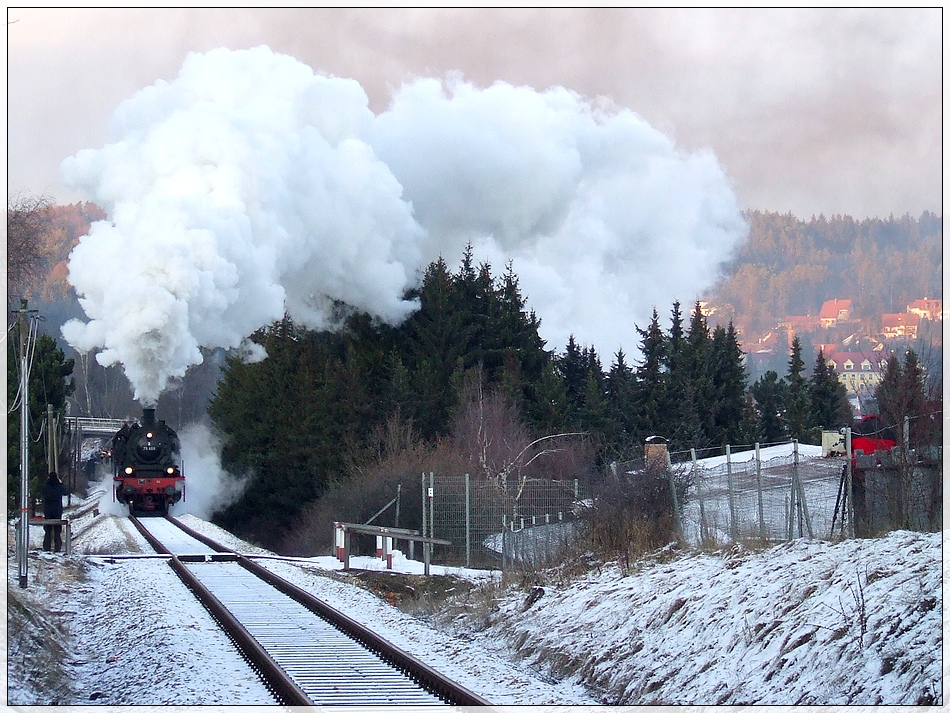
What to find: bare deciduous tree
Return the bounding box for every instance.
[452,366,585,518]
[7,193,52,303]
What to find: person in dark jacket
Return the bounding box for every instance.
[42,471,70,552]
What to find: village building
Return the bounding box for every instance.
[881,312,920,339]
[818,299,853,328]
[779,314,820,335]
[826,351,887,395]
[906,298,942,322]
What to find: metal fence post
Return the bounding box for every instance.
[755,442,765,540]
[841,426,855,537]
[726,445,738,541]
[421,472,426,538]
[691,448,706,545]
[793,439,814,538]
[428,472,435,544]
[900,416,914,529]
[665,449,682,541]
[501,514,507,572]
[464,472,471,568]
[787,441,798,540]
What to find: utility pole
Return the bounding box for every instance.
[16,299,36,588]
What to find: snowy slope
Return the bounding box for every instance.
[435,529,943,705]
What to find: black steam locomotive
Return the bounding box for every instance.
[111,407,184,515]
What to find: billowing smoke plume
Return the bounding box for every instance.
[61,46,746,404]
[175,422,249,519]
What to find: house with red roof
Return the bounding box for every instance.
[907,298,942,322]
[881,312,920,339]
[819,299,853,328]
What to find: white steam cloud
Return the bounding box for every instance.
[175,422,249,519]
[61,45,746,404]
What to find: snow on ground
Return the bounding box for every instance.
[434,530,943,705]
[6,507,596,706]
[6,488,944,706]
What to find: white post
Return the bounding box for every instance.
[334,522,345,562]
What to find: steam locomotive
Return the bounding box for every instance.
[111,407,185,515]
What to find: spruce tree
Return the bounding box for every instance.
[684,302,714,447]
[708,322,748,446]
[663,301,688,445]
[7,332,75,511]
[876,349,932,448]
[402,257,470,437]
[750,370,787,444]
[633,308,667,441]
[785,336,812,442]
[606,349,636,450]
[558,335,588,425]
[808,349,852,432]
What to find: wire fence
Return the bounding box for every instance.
[677,442,942,547]
[419,440,941,572]
[423,473,585,569]
[678,445,846,546]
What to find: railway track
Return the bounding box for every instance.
[128,515,490,706]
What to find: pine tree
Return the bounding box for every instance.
[683,302,714,447]
[632,308,667,440]
[785,336,812,442]
[709,322,748,446]
[808,349,852,431]
[558,335,588,425]
[750,370,787,444]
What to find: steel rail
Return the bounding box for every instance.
[165,515,492,706]
[128,516,310,705]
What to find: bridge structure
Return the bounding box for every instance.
[63,416,131,502]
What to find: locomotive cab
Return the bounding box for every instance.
[112,407,185,515]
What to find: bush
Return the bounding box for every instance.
[582,461,679,566]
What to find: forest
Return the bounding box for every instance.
[7,202,944,549]
[707,210,943,334]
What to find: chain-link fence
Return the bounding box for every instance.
[422,473,585,569]
[678,445,844,546]
[677,442,942,547]
[416,441,941,572]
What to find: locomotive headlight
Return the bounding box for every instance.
[166,467,176,475]
[146,432,154,439]
[124,466,134,475]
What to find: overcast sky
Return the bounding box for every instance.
[6,7,942,220]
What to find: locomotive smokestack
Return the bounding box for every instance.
[142,407,156,428]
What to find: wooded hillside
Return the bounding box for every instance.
[706,210,942,334]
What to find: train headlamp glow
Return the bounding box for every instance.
[124,466,134,475]
[146,432,154,439]
[166,467,175,475]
